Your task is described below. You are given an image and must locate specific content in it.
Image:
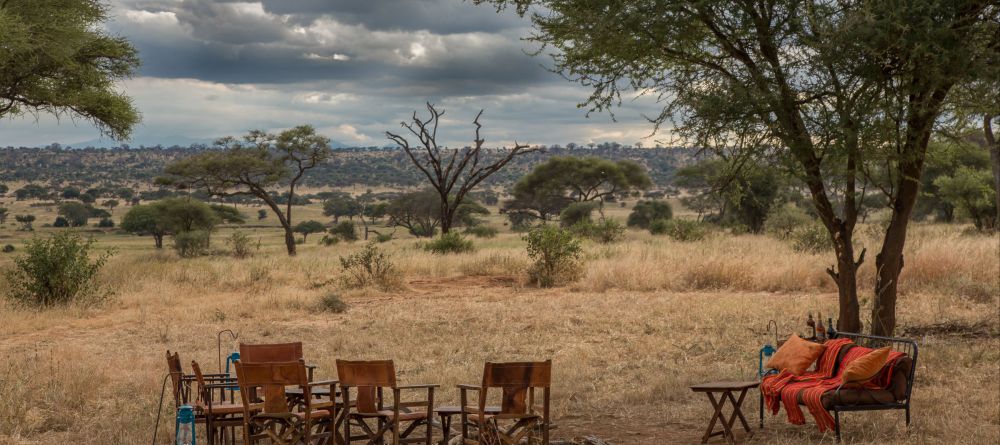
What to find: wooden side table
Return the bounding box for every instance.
[689,381,759,444]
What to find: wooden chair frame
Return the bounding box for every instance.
[337,360,437,445]
[234,359,336,445]
[458,361,552,445]
[191,360,251,445]
[239,342,316,380]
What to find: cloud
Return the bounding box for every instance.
[3,0,673,147]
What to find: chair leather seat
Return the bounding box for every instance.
[196,401,263,415]
[256,409,331,420]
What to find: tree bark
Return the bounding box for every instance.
[154,234,163,249]
[283,227,297,256]
[829,226,864,333]
[871,100,939,336]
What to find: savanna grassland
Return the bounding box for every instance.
[0,199,997,445]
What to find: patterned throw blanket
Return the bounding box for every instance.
[761,338,905,432]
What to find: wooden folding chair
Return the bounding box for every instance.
[458,361,552,445]
[234,360,335,445]
[239,342,316,380]
[337,360,437,445]
[191,360,257,445]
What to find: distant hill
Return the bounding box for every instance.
[0,144,699,190]
[67,136,351,149]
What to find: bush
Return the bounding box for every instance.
[790,223,831,253]
[53,216,70,227]
[374,232,394,243]
[96,217,115,228]
[524,225,583,287]
[339,242,401,290]
[627,200,673,229]
[650,219,707,241]
[765,204,812,239]
[319,234,340,246]
[464,225,499,238]
[4,232,113,307]
[572,219,626,243]
[425,232,475,254]
[329,221,358,242]
[559,201,598,227]
[317,292,349,313]
[173,230,210,258]
[2,244,14,253]
[227,230,257,259]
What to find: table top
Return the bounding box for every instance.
[435,405,501,415]
[689,381,760,392]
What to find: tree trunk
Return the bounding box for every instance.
[830,231,863,333]
[154,234,163,249]
[283,226,297,256]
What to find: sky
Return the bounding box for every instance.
[2,0,667,148]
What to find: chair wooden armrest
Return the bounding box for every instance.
[204,382,238,389]
[456,384,480,391]
[307,379,338,386]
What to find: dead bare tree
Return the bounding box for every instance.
[386,103,538,234]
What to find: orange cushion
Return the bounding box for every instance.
[841,347,892,384]
[765,334,826,375]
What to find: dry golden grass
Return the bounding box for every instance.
[0,221,997,444]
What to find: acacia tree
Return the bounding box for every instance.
[480,0,999,335]
[158,125,331,256]
[386,103,537,234]
[0,0,140,140]
[512,156,651,217]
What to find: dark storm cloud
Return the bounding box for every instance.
[0,1,664,147]
[111,0,549,94]
[257,0,526,33]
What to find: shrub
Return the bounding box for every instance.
[329,221,358,242]
[374,232,393,243]
[559,201,598,227]
[524,225,583,287]
[2,244,14,253]
[650,219,707,241]
[4,232,114,307]
[319,235,340,246]
[465,225,499,238]
[317,292,349,313]
[227,230,257,259]
[53,216,70,227]
[425,232,475,254]
[765,204,812,239]
[96,217,114,228]
[572,219,626,243]
[173,230,210,258]
[627,200,673,229]
[790,223,831,253]
[339,242,401,290]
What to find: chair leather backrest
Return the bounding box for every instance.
[336,360,396,414]
[239,342,304,363]
[482,361,552,415]
[234,360,308,414]
[190,360,207,405]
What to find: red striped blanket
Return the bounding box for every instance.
[761,338,904,432]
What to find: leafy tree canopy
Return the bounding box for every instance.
[0,0,140,140]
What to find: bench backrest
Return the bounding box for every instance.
[831,331,918,401]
